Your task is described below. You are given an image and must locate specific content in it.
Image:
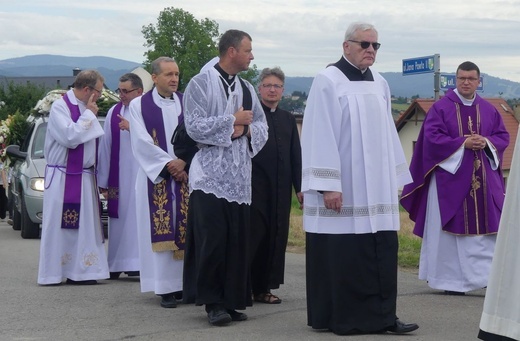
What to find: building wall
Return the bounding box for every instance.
[398,111,426,166]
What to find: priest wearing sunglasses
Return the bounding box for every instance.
[301,22,418,335]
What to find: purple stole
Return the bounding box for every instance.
[141,91,186,259]
[61,94,84,229]
[107,102,123,218]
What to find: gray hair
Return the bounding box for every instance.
[119,73,144,90]
[344,22,378,41]
[73,69,104,89]
[151,57,176,75]
[259,67,285,84]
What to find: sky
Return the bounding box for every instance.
[1,0,520,81]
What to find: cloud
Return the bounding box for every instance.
[1,0,520,82]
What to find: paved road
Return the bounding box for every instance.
[0,221,485,341]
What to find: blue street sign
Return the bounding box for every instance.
[440,74,484,91]
[402,55,436,75]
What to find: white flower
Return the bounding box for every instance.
[33,89,67,114]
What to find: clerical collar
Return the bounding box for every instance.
[453,89,476,106]
[261,102,277,113]
[214,64,236,85]
[344,56,368,73]
[158,92,175,100]
[331,56,374,81]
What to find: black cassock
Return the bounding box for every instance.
[250,103,302,294]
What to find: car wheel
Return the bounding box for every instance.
[12,205,21,231]
[20,193,40,239]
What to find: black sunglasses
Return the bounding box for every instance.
[348,40,381,50]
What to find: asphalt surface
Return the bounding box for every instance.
[0,220,486,341]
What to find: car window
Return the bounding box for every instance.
[31,122,47,159]
[20,123,36,153]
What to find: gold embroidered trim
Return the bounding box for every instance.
[62,209,79,227]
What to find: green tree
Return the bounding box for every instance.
[239,64,260,88]
[142,7,220,91]
[6,110,30,147]
[0,81,47,120]
[279,96,306,114]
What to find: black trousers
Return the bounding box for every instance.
[306,231,398,335]
[183,190,252,310]
[478,329,517,341]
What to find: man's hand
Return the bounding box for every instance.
[233,106,253,125]
[99,188,108,199]
[323,191,342,213]
[117,114,130,131]
[232,125,248,139]
[166,159,187,178]
[173,170,188,183]
[464,134,486,150]
[87,94,99,116]
[296,192,304,210]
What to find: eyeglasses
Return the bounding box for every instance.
[456,77,479,83]
[89,86,102,95]
[348,40,381,50]
[261,84,284,90]
[116,88,138,95]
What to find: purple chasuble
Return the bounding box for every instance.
[141,91,187,257]
[401,89,509,237]
[107,102,123,218]
[61,94,84,229]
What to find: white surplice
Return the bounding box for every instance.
[97,103,140,273]
[479,129,520,340]
[419,142,497,293]
[183,67,268,204]
[38,89,109,285]
[128,88,183,295]
[301,66,411,234]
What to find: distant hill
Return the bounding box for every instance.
[2,55,520,99]
[283,72,520,99]
[0,55,142,89]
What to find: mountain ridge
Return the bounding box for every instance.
[1,54,520,99]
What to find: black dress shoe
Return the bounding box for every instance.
[444,290,465,296]
[386,319,419,334]
[109,272,122,280]
[207,307,232,326]
[227,309,247,321]
[66,278,98,285]
[160,293,177,308]
[124,271,140,277]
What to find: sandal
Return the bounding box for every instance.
[253,292,282,304]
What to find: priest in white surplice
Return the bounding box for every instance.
[479,129,520,341]
[128,57,187,308]
[301,22,418,335]
[97,73,143,279]
[182,30,268,326]
[38,70,109,285]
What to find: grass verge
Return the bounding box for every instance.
[287,196,421,270]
